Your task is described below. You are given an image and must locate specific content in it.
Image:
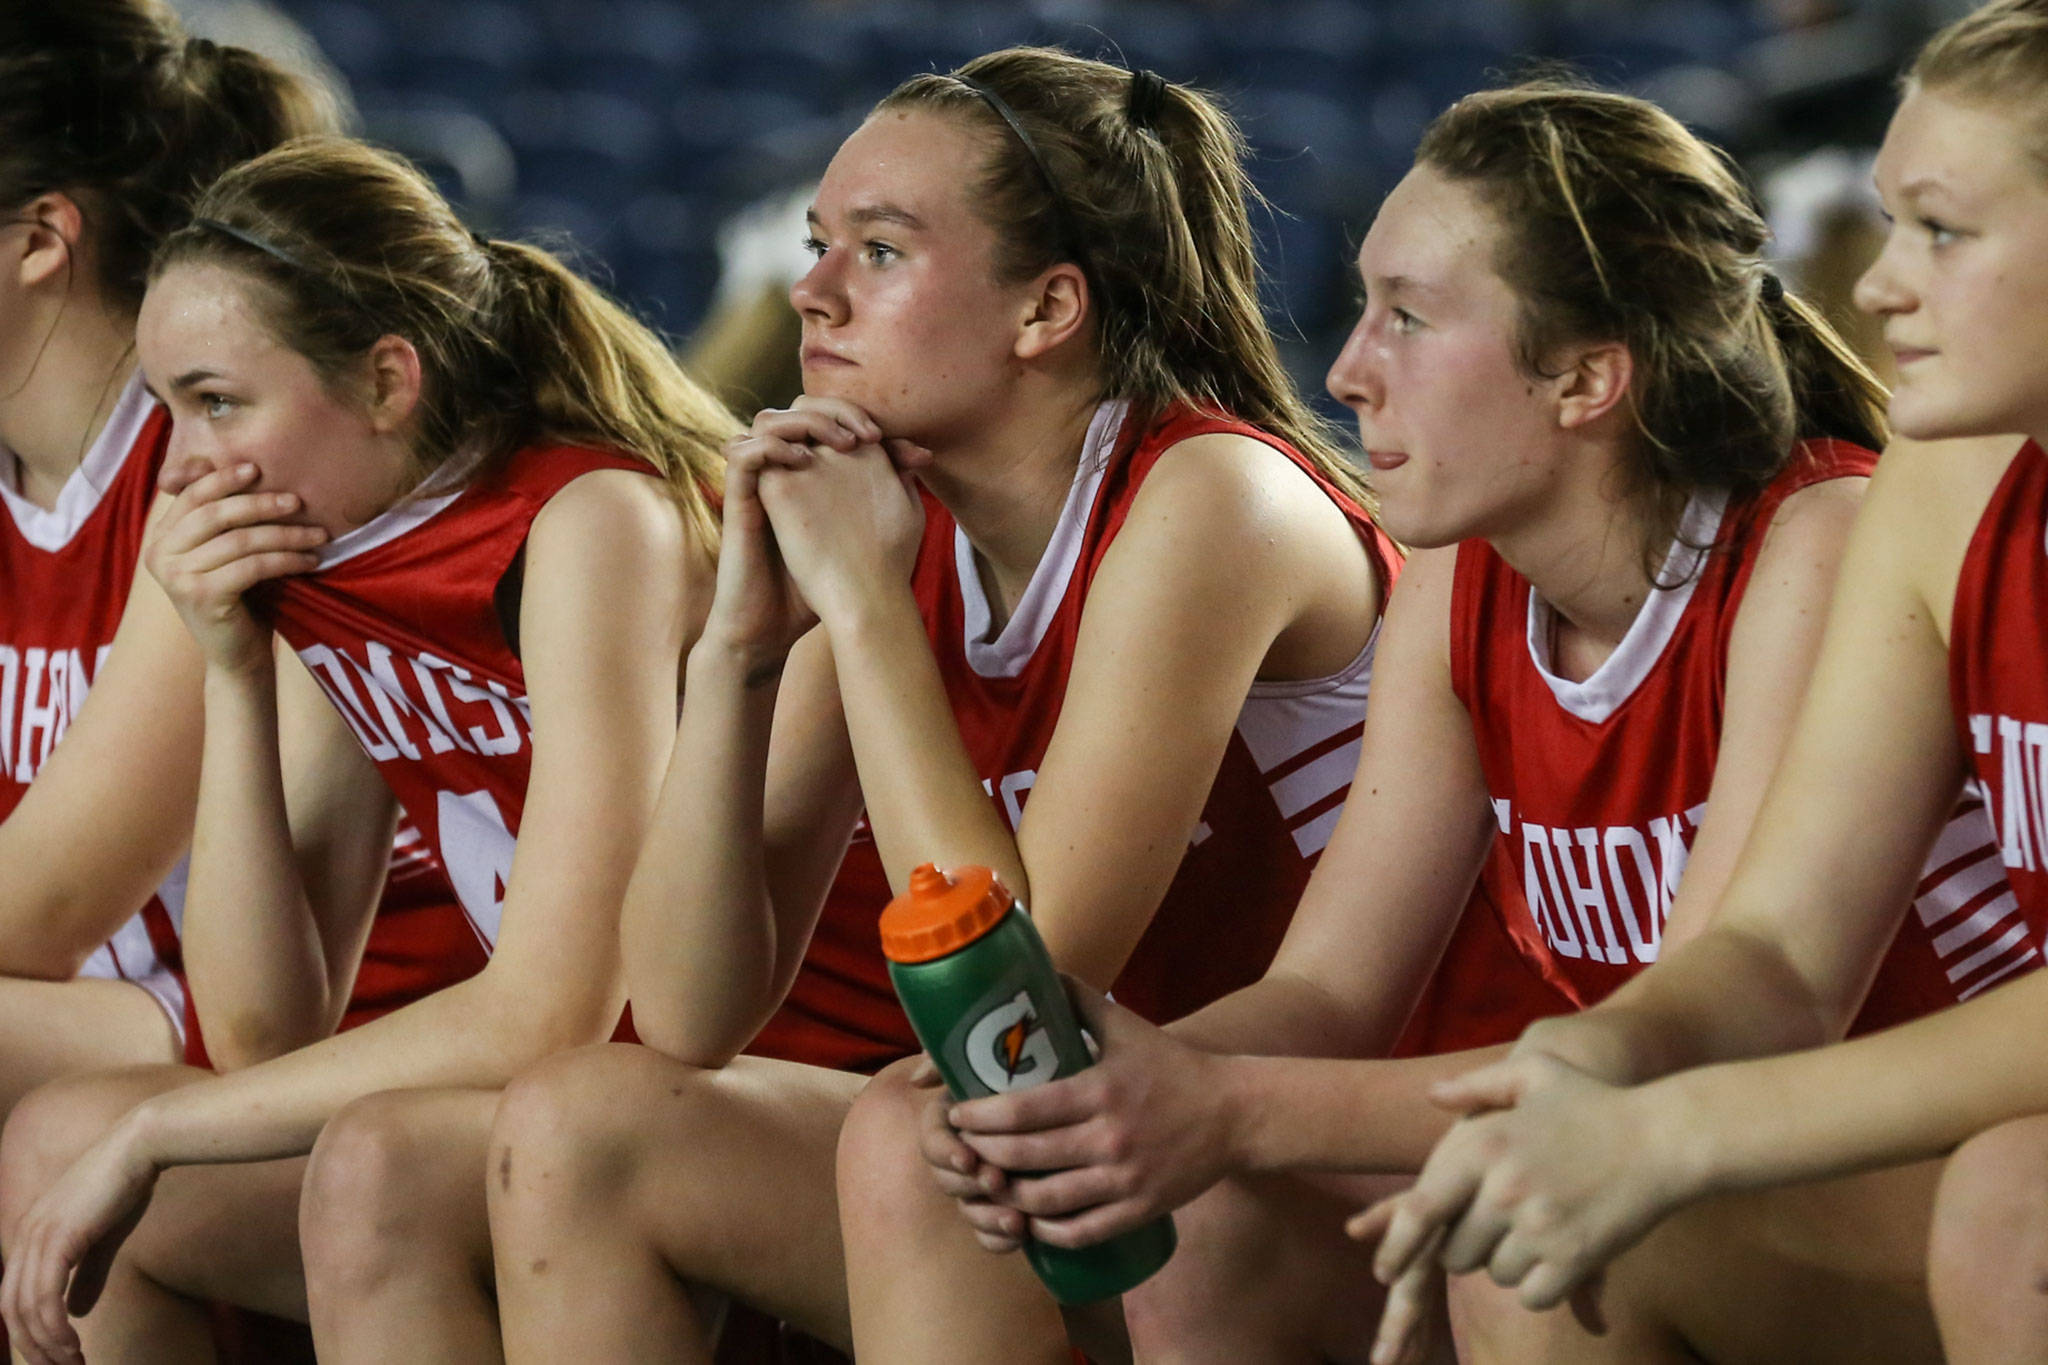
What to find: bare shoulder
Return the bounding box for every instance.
[1865,433,2030,620]
[531,467,689,550]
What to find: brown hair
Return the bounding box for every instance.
[1416,79,1889,557]
[0,0,334,311]
[152,138,733,547]
[877,47,1373,510]
[1911,0,2048,173]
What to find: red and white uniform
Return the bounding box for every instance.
[1952,439,2048,940]
[750,402,1399,1068]
[1415,438,2020,1051]
[0,376,478,1059]
[0,377,188,1028]
[260,444,654,954]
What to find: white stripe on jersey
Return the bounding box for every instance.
[1915,795,2039,998]
[1237,621,1380,858]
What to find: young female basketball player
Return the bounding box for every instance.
[0,1,481,1119]
[0,135,734,1365]
[457,48,1393,1365]
[844,78,2007,1364]
[1353,5,2048,1363]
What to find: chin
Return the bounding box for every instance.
[1887,392,2010,446]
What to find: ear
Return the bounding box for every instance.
[1013,262,1090,362]
[361,334,424,433]
[1552,340,1633,430]
[11,192,87,291]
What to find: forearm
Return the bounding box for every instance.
[1534,925,1835,1085]
[826,592,1028,901]
[1169,970,1386,1060]
[184,662,336,1067]
[621,639,786,1062]
[1673,969,2048,1198]
[130,969,594,1169]
[1219,1047,1510,1175]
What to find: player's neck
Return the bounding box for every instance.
[1490,447,1667,682]
[0,301,138,511]
[918,378,1101,628]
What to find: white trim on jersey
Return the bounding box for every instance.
[957,400,1129,680]
[1526,490,1730,725]
[0,373,155,552]
[1237,619,1379,858]
[314,485,466,570]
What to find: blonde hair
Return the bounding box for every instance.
[154,137,733,549]
[1911,0,2048,175]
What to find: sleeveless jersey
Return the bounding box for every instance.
[0,377,188,1027]
[1435,438,2019,1042]
[260,444,657,953]
[1952,440,2048,957]
[0,376,478,1059]
[751,401,1400,1064]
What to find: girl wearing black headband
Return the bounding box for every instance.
[0,1,371,1132]
[478,44,1396,1365]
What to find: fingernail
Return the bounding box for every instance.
[237,463,258,476]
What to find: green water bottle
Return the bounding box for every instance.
[880,862,1176,1304]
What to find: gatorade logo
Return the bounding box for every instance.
[963,990,1058,1093]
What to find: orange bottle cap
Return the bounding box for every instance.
[879,863,1015,963]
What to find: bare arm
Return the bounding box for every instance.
[0,539,203,978]
[131,468,692,1165]
[180,640,398,1070]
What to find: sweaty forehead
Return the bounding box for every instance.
[136,263,288,379]
[815,109,989,232]
[1360,168,1497,287]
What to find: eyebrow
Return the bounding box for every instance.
[807,203,927,232]
[1369,274,1443,300]
[167,368,225,393]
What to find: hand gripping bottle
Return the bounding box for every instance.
[880,862,1176,1303]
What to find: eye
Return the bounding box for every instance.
[1920,216,1960,247]
[200,393,235,419]
[862,239,900,266]
[1390,307,1423,335]
[801,234,827,259]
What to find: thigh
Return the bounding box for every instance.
[1456,1160,1946,1365]
[505,1045,864,1341]
[0,978,179,1117]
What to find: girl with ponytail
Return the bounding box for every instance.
[434,44,1396,1364]
[861,75,2015,1363]
[0,136,735,1364]
[0,0,477,1127]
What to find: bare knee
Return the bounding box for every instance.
[489,1044,698,1241]
[835,1057,934,1231]
[1932,1116,2048,1324]
[301,1091,473,1297]
[0,1067,192,1250]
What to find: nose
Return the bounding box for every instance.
[789,248,848,327]
[1852,228,1913,320]
[1325,313,1384,414]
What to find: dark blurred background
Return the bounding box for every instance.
[173,0,1979,424]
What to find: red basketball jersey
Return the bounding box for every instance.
[0,377,188,1023]
[1436,438,2018,1041]
[1952,440,2048,957]
[753,401,1399,1062]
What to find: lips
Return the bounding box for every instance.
[1367,450,1409,471]
[1889,342,1937,366]
[801,344,855,367]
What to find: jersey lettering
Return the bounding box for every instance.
[297,640,534,768]
[1511,801,1704,966]
[0,644,112,783]
[1972,712,2048,876]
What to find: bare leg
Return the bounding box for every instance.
[1452,1160,1947,1365]
[1929,1114,2048,1364]
[0,978,178,1116]
[0,1066,310,1365]
[488,1043,864,1365]
[299,1088,499,1365]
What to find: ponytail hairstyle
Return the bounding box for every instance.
[1416,79,1890,562]
[0,0,334,311]
[151,138,734,548]
[1910,0,2048,176]
[877,48,1372,510]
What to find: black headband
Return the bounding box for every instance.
[1126,68,1170,130]
[955,75,1083,259]
[193,217,311,273]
